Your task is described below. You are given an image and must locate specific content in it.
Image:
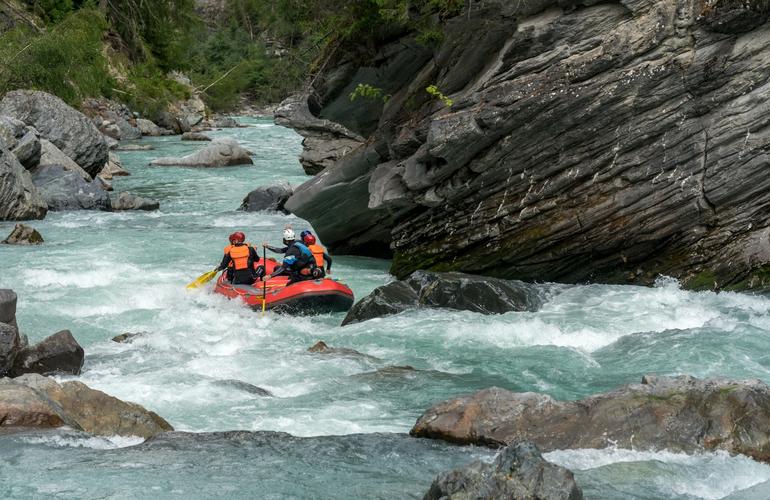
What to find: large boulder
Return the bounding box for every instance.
[0,322,21,376]
[150,138,253,167]
[37,138,92,180]
[282,0,770,291]
[342,270,543,325]
[31,164,110,211]
[0,289,17,326]
[0,145,47,220]
[136,118,172,136]
[239,184,293,213]
[425,441,583,500]
[10,329,84,377]
[111,192,159,211]
[0,116,41,169]
[0,90,108,177]
[2,223,43,245]
[0,374,173,437]
[411,375,770,463]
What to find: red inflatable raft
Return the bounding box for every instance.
[213,258,354,314]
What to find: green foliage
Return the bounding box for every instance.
[349,83,389,103]
[117,64,190,121]
[30,0,74,23]
[0,8,113,105]
[426,84,453,107]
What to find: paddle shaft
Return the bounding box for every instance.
[261,246,267,315]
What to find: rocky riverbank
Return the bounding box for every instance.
[281,0,770,292]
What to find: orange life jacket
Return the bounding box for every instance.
[308,244,325,267]
[228,244,251,270]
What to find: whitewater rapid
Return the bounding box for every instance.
[2,118,770,499]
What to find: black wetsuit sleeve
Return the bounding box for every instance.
[217,252,230,271]
[324,253,332,271]
[265,245,288,254]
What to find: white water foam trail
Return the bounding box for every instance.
[20,434,145,450]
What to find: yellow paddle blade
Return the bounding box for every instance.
[186,270,219,289]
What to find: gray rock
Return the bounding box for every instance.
[0,145,47,221]
[181,132,211,141]
[239,184,293,213]
[0,115,26,146]
[37,138,92,181]
[212,379,273,397]
[425,441,583,500]
[111,192,159,211]
[111,332,145,343]
[11,329,84,377]
[307,340,380,361]
[97,152,130,180]
[342,271,543,325]
[411,375,770,463]
[11,130,41,169]
[96,175,113,191]
[136,118,172,137]
[0,322,21,376]
[2,223,43,245]
[32,164,110,211]
[0,90,108,177]
[282,0,770,291]
[0,289,17,325]
[150,138,253,167]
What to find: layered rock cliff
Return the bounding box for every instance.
[283,0,770,290]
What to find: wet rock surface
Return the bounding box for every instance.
[342,270,543,325]
[111,192,160,211]
[424,440,583,500]
[212,379,273,397]
[411,375,770,462]
[10,330,84,377]
[307,341,380,361]
[239,183,293,213]
[0,374,173,437]
[0,90,107,177]
[150,138,253,167]
[284,0,770,291]
[181,131,211,141]
[2,223,43,245]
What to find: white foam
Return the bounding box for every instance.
[20,433,145,449]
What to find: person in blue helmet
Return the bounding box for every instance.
[262,226,316,283]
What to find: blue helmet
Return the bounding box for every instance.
[300,230,312,240]
[283,256,297,267]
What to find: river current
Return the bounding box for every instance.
[2,118,770,499]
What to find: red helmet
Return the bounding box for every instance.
[229,231,245,244]
[304,234,316,245]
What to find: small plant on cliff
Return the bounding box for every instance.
[349,83,390,103]
[426,84,453,107]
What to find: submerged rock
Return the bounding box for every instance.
[0,373,173,437]
[181,132,211,141]
[111,332,145,343]
[150,138,253,167]
[342,270,543,325]
[411,375,770,462]
[307,340,380,361]
[212,379,273,397]
[31,164,110,211]
[239,184,293,213]
[0,143,47,221]
[111,192,159,211]
[116,143,155,151]
[11,329,84,377]
[2,223,43,245]
[0,90,107,177]
[425,440,583,500]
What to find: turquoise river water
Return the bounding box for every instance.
[2,118,770,499]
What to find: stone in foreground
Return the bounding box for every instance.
[0,374,173,438]
[411,375,770,463]
[342,270,543,325]
[239,183,293,213]
[2,223,43,245]
[150,138,253,167]
[424,441,582,500]
[11,329,84,376]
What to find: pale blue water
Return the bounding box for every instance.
[2,118,770,498]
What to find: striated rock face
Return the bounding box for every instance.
[0,144,47,221]
[0,90,108,177]
[150,138,253,167]
[411,375,770,463]
[2,223,43,245]
[239,183,293,213]
[31,165,111,211]
[285,0,770,290]
[0,374,173,437]
[37,138,92,181]
[275,94,364,175]
[342,270,544,325]
[424,440,583,500]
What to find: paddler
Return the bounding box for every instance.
[217,231,259,284]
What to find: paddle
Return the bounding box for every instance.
[186,269,219,289]
[261,246,267,315]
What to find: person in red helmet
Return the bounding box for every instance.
[302,232,332,279]
[217,231,259,284]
